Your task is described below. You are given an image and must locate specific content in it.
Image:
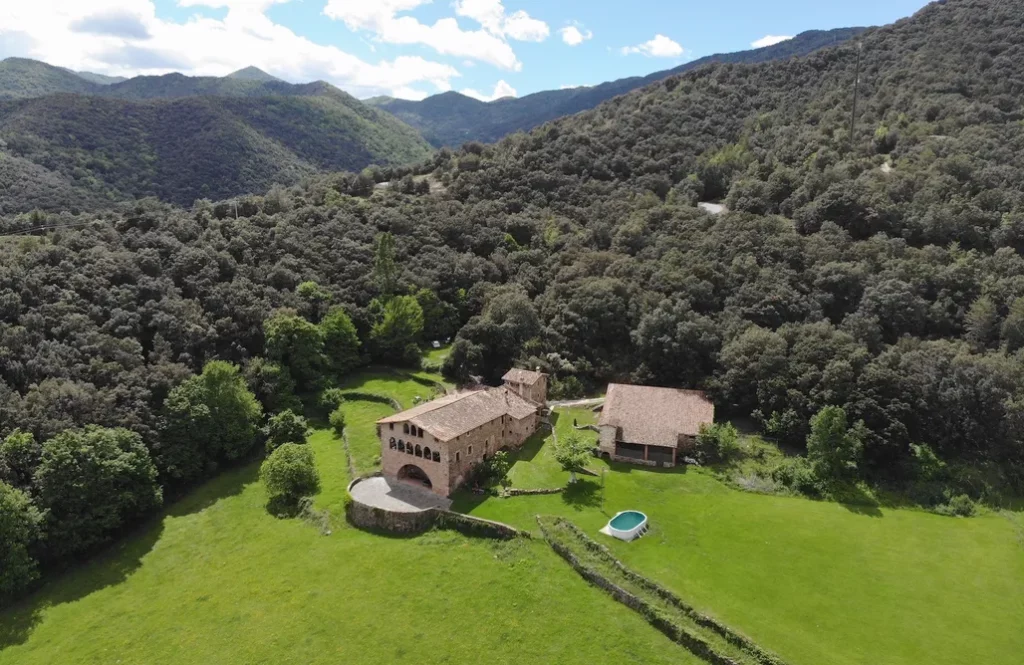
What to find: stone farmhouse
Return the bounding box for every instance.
[597,384,715,467]
[377,369,547,496]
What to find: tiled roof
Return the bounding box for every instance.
[378,388,537,442]
[502,368,545,385]
[597,384,714,449]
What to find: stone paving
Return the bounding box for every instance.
[349,476,452,513]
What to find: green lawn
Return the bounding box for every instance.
[338,368,446,408]
[0,380,700,665]
[339,400,394,476]
[3,391,1022,665]
[457,408,1024,665]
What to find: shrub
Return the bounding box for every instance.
[329,405,346,436]
[770,457,820,497]
[265,410,311,453]
[260,444,320,516]
[318,388,347,411]
[694,423,740,464]
[937,494,977,517]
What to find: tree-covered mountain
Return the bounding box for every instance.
[0,58,102,99]
[0,83,433,212]
[2,0,1024,584]
[368,27,866,147]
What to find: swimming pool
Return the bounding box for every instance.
[605,510,648,541]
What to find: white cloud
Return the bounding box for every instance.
[559,25,592,47]
[621,34,684,58]
[0,0,460,99]
[560,83,590,90]
[751,35,794,48]
[325,0,524,70]
[461,79,516,102]
[453,0,549,42]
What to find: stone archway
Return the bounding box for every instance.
[397,464,433,490]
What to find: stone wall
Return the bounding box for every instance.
[346,477,529,539]
[346,498,438,535]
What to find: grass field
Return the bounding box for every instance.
[2,380,1021,665]
[458,408,1024,665]
[0,378,700,665]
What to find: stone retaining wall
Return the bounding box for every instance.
[346,476,529,539]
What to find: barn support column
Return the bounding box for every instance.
[643,445,649,462]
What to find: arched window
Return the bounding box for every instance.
[397,440,405,452]
[406,444,414,455]
[423,446,432,460]
[432,451,441,462]
[389,437,397,450]
[415,444,423,458]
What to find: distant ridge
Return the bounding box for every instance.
[226,66,282,83]
[369,27,867,147]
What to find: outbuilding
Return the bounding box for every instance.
[597,384,714,467]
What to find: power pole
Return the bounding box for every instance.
[849,41,863,149]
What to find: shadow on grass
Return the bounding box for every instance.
[562,479,603,511]
[0,461,260,651]
[449,489,491,514]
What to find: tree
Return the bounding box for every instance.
[415,288,459,342]
[964,295,999,350]
[260,443,320,515]
[0,430,41,489]
[552,432,592,484]
[265,410,311,453]
[1000,298,1024,352]
[34,426,162,561]
[264,310,325,389]
[320,307,362,376]
[485,450,512,487]
[370,296,424,366]
[296,281,331,323]
[158,361,263,484]
[694,423,740,465]
[329,405,346,436]
[373,232,399,299]
[806,406,866,481]
[244,357,301,414]
[0,481,41,601]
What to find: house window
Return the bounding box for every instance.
[432,451,440,462]
[415,445,423,458]
[468,446,473,456]
[398,440,405,452]
[424,446,432,460]
[389,423,394,430]
[456,452,461,462]
[406,444,414,455]
[403,423,409,434]
[389,438,397,450]
[418,427,424,438]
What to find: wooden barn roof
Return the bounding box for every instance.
[598,384,715,449]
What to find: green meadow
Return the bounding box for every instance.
[1,376,1021,665]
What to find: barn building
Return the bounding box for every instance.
[597,384,715,467]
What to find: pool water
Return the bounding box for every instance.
[609,511,646,531]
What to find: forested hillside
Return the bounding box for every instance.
[0,88,433,212]
[2,0,1024,601]
[369,27,865,147]
[0,58,100,99]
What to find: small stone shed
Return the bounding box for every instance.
[597,384,715,467]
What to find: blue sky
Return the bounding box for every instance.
[1,0,931,100]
